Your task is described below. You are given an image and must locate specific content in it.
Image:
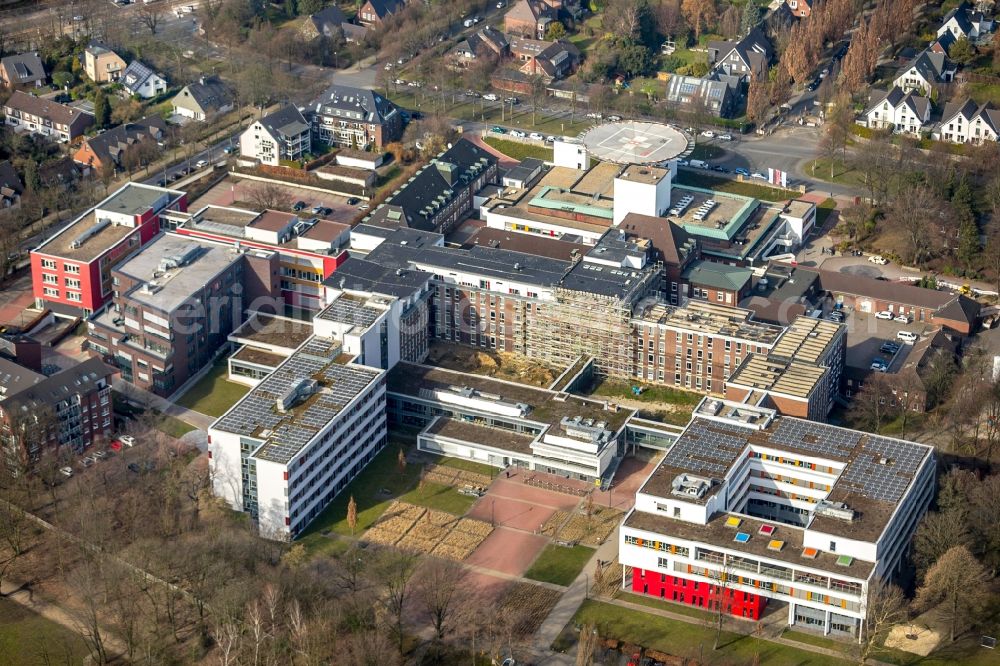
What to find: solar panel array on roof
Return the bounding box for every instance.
[837,434,925,503]
[768,419,860,458]
[317,297,382,329]
[213,335,382,464]
[662,419,749,476]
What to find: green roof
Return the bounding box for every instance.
[682,259,752,292]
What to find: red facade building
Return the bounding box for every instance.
[30,183,186,316]
[632,568,768,620]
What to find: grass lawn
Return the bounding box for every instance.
[617,591,715,621]
[484,136,552,162]
[688,143,724,161]
[815,197,837,229]
[525,544,595,587]
[781,629,845,650]
[967,81,1000,107]
[433,456,495,476]
[675,170,799,202]
[175,360,249,417]
[400,481,477,514]
[559,600,852,665]
[150,410,196,439]
[591,378,704,406]
[804,158,866,187]
[0,596,89,666]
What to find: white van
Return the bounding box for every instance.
[689,159,708,169]
[896,331,918,344]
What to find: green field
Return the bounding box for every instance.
[0,597,89,666]
[617,591,715,621]
[558,600,852,665]
[483,136,552,162]
[400,481,477,515]
[590,378,704,406]
[525,544,595,587]
[176,360,249,417]
[150,410,197,439]
[815,198,837,229]
[675,170,799,201]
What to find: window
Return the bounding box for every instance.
[66,278,81,289]
[67,292,81,302]
[43,286,59,297]
[41,259,56,269]
[64,263,80,274]
[42,274,58,284]
[829,541,836,552]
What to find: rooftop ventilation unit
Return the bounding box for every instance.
[670,473,712,499]
[276,378,318,413]
[158,245,201,272]
[815,500,855,522]
[69,218,113,249]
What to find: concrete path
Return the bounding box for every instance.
[113,378,214,431]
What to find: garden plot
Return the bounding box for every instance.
[360,500,494,560]
[421,463,492,490]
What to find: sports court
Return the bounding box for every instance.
[582,121,692,165]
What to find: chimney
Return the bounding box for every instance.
[199,75,206,86]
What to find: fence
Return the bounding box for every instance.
[523,474,590,497]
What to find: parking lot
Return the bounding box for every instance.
[839,308,932,372]
[190,176,363,227]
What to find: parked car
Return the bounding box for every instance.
[894,313,911,323]
[750,172,766,180]
[358,203,370,211]
[608,115,622,122]
[870,359,889,372]
[717,133,733,141]
[528,132,544,141]
[676,159,689,167]
[700,130,715,138]
[119,435,136,447]
[586,112,603,119]
[880,342,901,354]
[94,450,109,461]
[483,93,499,101]
[311,205,324,214]
[463,18,474,27]
[874,310,893,320]
[293,201,307,211]
[510,130,526,138]
[827,312,845,322]
[734,167,750,176]
[347,197,360,206]
[59,466,73,477]
[490,125,506,134]
[505,97,520,105]
[868,255,888,265]
[80,455,96,468]
[545,135,556,143]
[711,165,729,173]
[496,0,506,7]
[465,90,480,97]
[897,331,919,343]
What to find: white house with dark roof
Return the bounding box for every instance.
[892,50,956,94]
[119,61,167,99]
[937,98,1000,144]
[862,87,931,136]
[708,27,773,81]
[937,0,993,41]
[240,105,311,166]
[170,76,234,121]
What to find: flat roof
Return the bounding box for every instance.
[639,405,934,542]
[617,164,669,184]
[189,205,260,228]
[316,292,386,329]
[253,210,296,232]
[625,509,876,580]
[582,121,691,165]
[634,301,782,346]
[231,345,286,368]
[726,354,826,400]
[572,160,621,198]
[117,234,242,313]
[426,416,536,455]
[212,336,383,464]
[35,183,181,262]
[464,227,585,262]
[230,312,314,350]
[770,316,842,365]
[682,260,753,292]
[387,362,633,432]
[668,186,759,241]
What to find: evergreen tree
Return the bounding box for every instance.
[739,1,760,36]
[93,89,111,129]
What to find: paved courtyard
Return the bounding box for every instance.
[191,177,361,227]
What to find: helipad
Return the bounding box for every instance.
[581,121,693,165]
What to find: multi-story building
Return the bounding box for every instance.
[30,183,187,315]
[309,84,403,150]
[240,105,311,167]
[620,399,935,638]
[0,356,115,463]
[364,139,499,235]
[3,90,93,143]
[163,205,350,312]
[83,42,126,83]
[86,233,280,396]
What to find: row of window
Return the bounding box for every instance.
[39,259,80,273]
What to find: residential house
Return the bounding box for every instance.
[708,27,773,81]
[491,38,580,92]
[937,0,993,41]
[170,76,235,122]
[357,0,404,26]
[929,30,956,55]
[449,27,509,67]
[3,90,94,143]
[119,61,167,99]
[240,105,311,166]
[0,356,116,461]
[0,161,23,208]
[938,98,1000,143]
[892,50,956,95]
[664,73,739,118]
[309,84,403,149]
[785,0,811,17]
[309,5,348,37]
[341,22,369,43]
[505,0,556,38]
[72,116,167,172]
[364,139,499,236]
[862,87,931,136]
[83,42,126,83]
[38,158,81,189]
[0,52,46,88]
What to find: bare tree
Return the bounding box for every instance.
[416,558,464,641]
[375,549,419,654]
[248,182,287,211]
[916,545,991,642]
[575,622,600,666]
[682,0,717,41]
[847,373,897,433]
[137,4,164,35]
[859,581,906,665]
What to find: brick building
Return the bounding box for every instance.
[309,84,403,150]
